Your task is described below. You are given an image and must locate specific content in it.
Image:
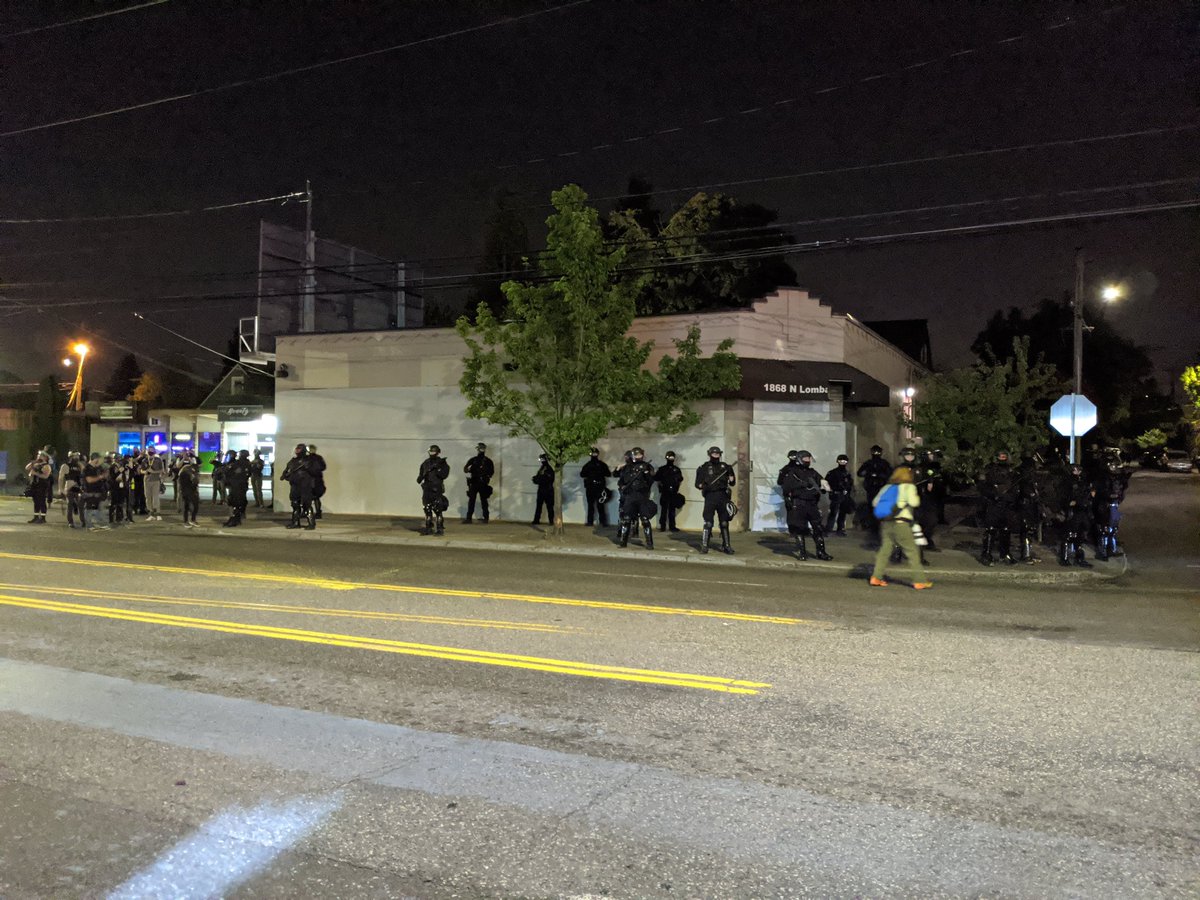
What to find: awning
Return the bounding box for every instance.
[719,358,891,406]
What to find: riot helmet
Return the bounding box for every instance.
[787,450,799,461]
[428,444,441,456]
[870,444,883,456]
[632,447,644,459]
[836,454,849,463]
[708,446,723,458]
[665,451,676,461]
[238,449,249,459]
[476,442,487,452]
[589,447,600,456]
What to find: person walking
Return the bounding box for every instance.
[617,447,656,549]
[250,450,266,507]
[869,467,932,589]
[580,448,611,527]
[695,446,736,554]
[654,450,683,533]
[824,454,854,536]
[531,453,556,525]
[418,445,450,535]
[24,451,53,524]
[777,450,832,561]
[463,442,494,524]
[140,447,166,521]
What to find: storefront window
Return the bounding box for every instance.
[170,432,195,457]
[145,432,168,454]
[117,431,142,457]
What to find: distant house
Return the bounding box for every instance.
[863,320,933,370]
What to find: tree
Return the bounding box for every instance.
[457,184,741,534]
[972,296,1156,440]
[607,179,797,315]
[30,375,66,457]
[1134,428,1168,450]
[104,353,143,400]
[1182,364,1200,454]
[903,337,1064,482]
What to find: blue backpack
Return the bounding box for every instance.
[872,484,899,519]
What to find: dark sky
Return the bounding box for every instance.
[1,1,1196,389]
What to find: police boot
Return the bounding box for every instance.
[998,529,1016,565]
[223,514,237,528]
[813,531,833,561]
[422,511,434,535]
[305,510,317,530]
[1073,540,1093,568]
[286,504,302,529]
[641,518,654,550]
[1108,529,1122,557]
[1095,529,1109,561]
[1020,537,1041,564]
[434,513,444,535]
[1057,539,1072,567]
[719,523,734,555]
[700,525,711,554]
[979,530,994,566]
[314,498,323,520]
[794,534,808,561]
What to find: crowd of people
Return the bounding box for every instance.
[20,438,1131,579]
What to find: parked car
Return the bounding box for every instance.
[1162,450,1194,473]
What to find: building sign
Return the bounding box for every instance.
[719,359,891,406]
[99,402,135,421]
[218,404,264,422]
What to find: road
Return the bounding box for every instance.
[0,471,1196,898]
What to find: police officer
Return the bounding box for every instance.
[1093,454,1130,561]
[695,446,736,554]
[926,449,948,525]
[531,452,555,525]
[106,452,130,525]
[306,444,327,519]
[857,445,892,547]
[281,443,318,530]
[978,449,1018,565]
[25,451,53,525]
[581,448,611,527]
[824,454,854,536]
[778,450,833,561]
[1058,462,1094,567]
[211,452,229,505]
[1015,452,1043,563]
[915,450,941,552]
[59,451,84,528]
[614,450,638,540]
[81,452,109,530]
[463,442,495,524]
[616,447,656,548]
[177,451,202,528]
[223,449,253,527]
[418,444,450,535]
[654,450,683,532]
[251,449,266,507]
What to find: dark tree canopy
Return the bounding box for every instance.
[104,353,143,401]
[467,189,532,321]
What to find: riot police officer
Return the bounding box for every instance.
[307,444,327,519]
[251,449,266,507]
[531,452,555,525]
[857,445,892,547]
[617,447,656,549]
[695,446,736,554]
[824,454,854,536]
[1015,452,1044,563]
[1058,462,1094,567]
[281,443,318,530]
[417,444,450,535]
[778,450,832,561]
[580,448,611,527]
[978,449,1018,565]
[654,450,683,532]
[223,449,253,527]
[463,442,495,524]
[176,451,201,528]
[926,449,947,525]
[1093,454,1130,561]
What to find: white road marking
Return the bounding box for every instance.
[581,571,769,587]
[108,793,341,900]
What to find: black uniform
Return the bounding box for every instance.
[532,458,555,525]
[926,452,947,524]
[418,455,451,534]
[977,458,1018,564]
[857,452,892,544]
[695,456,736,554]
[251,453,266,507]
[778,458,832,561]
[177,457,201,525]
[824,463,854,535]
[914,455,941,551]
[617,457,657,548]
[1015,456,1043,562]
[1092,462,1130,560]
[223,456,252,526]
[654,460,683,532]
[463,451,495,523]
[107,457,130,523]
[281,450,319,529]
[308,452,327,519]
[1058,468,1094,567]
[63,457,83,527]
[580,455,611,527]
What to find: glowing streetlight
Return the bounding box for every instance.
[65,341,90,411]
[1101,284,1123,302]
[72,342,90,357]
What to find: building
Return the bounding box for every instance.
[274,289,927,530]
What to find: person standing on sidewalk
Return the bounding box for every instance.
[580,448,611,527]
[223,450,253,527]
[869,466,931,589]
[140,447,166,521]
[250,450,266,507]
[654,451,683,533]
[177,452,201,528]
[778,450,832,561]
[531,453,556,526]
[58,451,84,528]
[81,453,110,531]
[418,444,450,535]
[857,445,892,549]
[824,454,854,536]
[695,446,736,555]
[463,442,494,524]
[617,447,656,549]
[24,451,53,524]
[281,444,318,530]
[307,444,327,519]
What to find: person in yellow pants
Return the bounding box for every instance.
[870,466,933,589]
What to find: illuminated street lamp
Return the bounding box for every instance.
[1101,284,1123,303]
[65,342,90,411]
[1070,250,1126,463]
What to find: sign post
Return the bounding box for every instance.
[1049,393,1097,463]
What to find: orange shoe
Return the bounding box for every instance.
[913,582,934,590]
[869,577,888,587]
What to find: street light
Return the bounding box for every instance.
[1070,250,1125,463]
[65,341,90,411]
[1101,284,1123,303]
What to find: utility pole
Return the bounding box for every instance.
[301,179,316,333]
[1070,247,1085,464]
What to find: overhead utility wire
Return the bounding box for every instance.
[0,0,168,39]
[0,191,304,224]
[131,312,274,377]
[0,0,594,139]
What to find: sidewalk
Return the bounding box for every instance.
[0,496,1123,584]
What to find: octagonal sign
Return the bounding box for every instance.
[1050,393,1097,437]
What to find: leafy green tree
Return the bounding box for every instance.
[608,179,797,315]
[457,184,741,533]
[1182,364,1200,453]
[1134,428,1168,450]
[903,337,1064,482]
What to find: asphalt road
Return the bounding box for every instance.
[0,472,1196,898]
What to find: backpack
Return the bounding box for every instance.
[872,484,899,519]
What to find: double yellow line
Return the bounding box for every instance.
[0,592,770,694]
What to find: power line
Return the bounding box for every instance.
[132,312,274,377]
[0,0,595,139]
[0,0,168,39]
[0,191,305,225]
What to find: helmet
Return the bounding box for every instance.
[996,449,1010,461]
[589,447,599,455]
[294,443,306,452]
[476,442,487,451]
[307,444,318,452]
[632,447,644,457]
[147,446,157,455]
[428,444,441,454]
[787,450,799,460]
[708,446,722,456]
[901,446,916,456]
[798,450,813,460]
[538,452,547,461]
[836,454,849,463]
[870,444,883,455]
[665,451,676,460]
[238,449,249,458]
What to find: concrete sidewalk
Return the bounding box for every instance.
[0,495,1122,584]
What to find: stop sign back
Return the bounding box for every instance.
[1050,393,1097,437]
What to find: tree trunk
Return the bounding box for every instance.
[552,464,565,536]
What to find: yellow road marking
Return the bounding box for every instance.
[0,552,815,626]
[0,582,573,634]
[0,593,770,694]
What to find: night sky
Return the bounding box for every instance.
[1,1,1196,389]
